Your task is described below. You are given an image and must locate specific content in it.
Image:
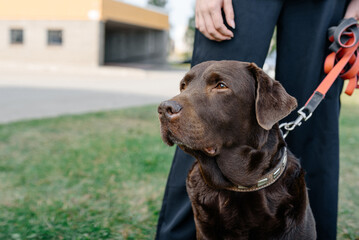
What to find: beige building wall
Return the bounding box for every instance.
[0,0,101,21]
[0,0,169,66]
[0,20,104,66]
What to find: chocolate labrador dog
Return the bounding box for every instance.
[158,61,316,240]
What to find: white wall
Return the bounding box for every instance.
[0,20,103,66]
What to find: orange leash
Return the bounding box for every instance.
[280,18,359,138]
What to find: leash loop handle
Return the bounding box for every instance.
[325,18,359,96]
[328,18,359,52]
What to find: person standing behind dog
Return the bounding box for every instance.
[156,0,359,239]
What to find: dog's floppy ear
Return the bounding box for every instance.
[247,63,297,130]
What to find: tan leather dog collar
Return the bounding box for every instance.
[224,147,288,193]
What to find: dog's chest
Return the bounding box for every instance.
[186,163,270,235]
[185,161,316,240]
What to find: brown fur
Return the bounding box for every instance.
[158,61,316,240]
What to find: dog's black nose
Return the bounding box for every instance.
[158,100,183,120]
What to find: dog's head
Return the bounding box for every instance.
[158,61,297,157]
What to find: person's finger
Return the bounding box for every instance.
[223,0,235,29]
[196,1,212,39]
[197,13,215,40]
[344,0,359,20]
[195,0,232,41]
[344,8,359,20]
[195,0,200,29]
[210,7,234,38]
[203,12,230,41]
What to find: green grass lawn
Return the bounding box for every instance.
[0,107,175,239]
[338,93,359,239]
[0,94,358,239]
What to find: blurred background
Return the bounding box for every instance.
[0,0,357,239]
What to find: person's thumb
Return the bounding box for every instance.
[223,0,235,29]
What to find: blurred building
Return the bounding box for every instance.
[0,0,170,66]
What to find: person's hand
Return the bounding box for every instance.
[195,0,235,42]
[344,0,359,20]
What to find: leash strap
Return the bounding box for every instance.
[280,18,359,138]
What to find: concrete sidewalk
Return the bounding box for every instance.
[0,63,187,123]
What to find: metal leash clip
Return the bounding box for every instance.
[280,91,323,139]
[279,106,313,139]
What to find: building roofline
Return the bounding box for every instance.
[0,0,169,30]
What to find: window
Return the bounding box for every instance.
[10,29,24,44]
[47,30,63,46]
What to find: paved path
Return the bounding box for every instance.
[0,63,187,123]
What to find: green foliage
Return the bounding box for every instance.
[147,0,167,7]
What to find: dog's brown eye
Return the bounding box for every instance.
[180,83,186,91]
[215,82,228,89]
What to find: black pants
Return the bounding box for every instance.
[156,0,348,239]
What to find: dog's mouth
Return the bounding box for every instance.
[160,125,219,156]
[163,129,183,147]
[160,123,181,146]
[203,146,217,156]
